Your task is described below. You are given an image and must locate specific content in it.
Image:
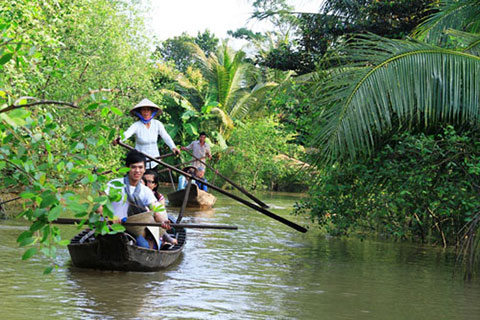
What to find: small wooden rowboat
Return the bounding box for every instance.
[67,226,186,272]
[167,183,216,209]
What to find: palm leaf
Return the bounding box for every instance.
[229,82,278,120]
[446,29,480,55]
[158,89,197,112]
[413,0,480,45]
[312,34,480,163]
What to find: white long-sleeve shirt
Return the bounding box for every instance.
[123,120,177,168]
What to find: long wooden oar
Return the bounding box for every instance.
[183,149,269,208]
[53,218,238,230]
[176,178,192,224]
[117,141,307,233]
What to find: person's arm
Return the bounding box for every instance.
[206,143,212,160]
[122,122,137,141]
[181,142,194,151]
[157,121,180,155]
[113,122,137,145]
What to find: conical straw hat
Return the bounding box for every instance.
[129,98,162,116]
[125,212,161,249]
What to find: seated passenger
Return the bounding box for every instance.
[99,150,170,250]
[195,166,208,192]
[143,169,165,205]
[177,166,197,191]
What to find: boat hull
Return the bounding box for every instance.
[167,184,216,209]
[68,227,186,272]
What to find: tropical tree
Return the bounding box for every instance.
[161,42,279,140]
[309,0,480,164]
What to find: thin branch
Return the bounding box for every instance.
[0,99,78,114]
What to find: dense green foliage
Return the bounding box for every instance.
[213,117,307,191]
[0,0,163,272]
[299,0,480,275]
[296,127,480,245]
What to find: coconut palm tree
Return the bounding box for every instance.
[310,0,480,164]
[162,42,279,138]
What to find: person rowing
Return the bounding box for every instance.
[113,98,181,170]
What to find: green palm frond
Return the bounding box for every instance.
[188,41,248,111]
[210,107,234,136]
[312,34,480,163]
[413,0,480,45]
[229,82,278,120]
[446,29,480,55]
[158,89,197,112]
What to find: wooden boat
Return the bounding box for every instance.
[67,225,186,272]
[167,183,216,209]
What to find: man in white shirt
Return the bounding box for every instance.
[100,149,169,249]
[181,132,212,170]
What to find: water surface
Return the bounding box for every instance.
[1,189,479,319]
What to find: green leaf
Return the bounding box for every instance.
[19,237,35,247]
[110,224,125,233]
[87,103,99,110]
[69,202,88,214]
[17,231,33,243]
[43,266,54,275]
[30,220,45,232]
[47,206,62,222]
[117,167,130,175]
[110,107,123,116]
[22,247,37,260]
[20,192,36,199]
[111,180,125,187]
[58,239,70,246]
[0,53,13,65]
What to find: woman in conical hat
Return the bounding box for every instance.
[114,98,180,169]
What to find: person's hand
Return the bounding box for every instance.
[112,137,120,146]
[161,220,171,230]
[112,216,122,224]
[180,146,187,151]
[173,147,181,155]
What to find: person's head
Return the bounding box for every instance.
[199,132,207,143]
[125,150,146,183]
[143,169,159,192]
[196,166,205,178]
[183,166,197,176]
[129,98,162,121]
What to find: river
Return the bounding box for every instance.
[1,189,480,319]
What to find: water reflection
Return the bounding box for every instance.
[65,268,171,319]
